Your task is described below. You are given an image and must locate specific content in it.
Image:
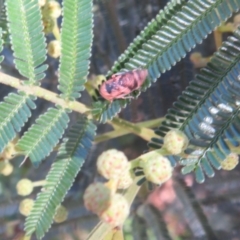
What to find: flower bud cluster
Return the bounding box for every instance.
[41,1,61,34]
[40,1,61,58]
[83,181,129,227]
[140,130,188,185]
[83,149,132,227]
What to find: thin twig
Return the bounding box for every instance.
[0,72,91,115]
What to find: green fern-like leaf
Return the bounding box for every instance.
[24,117,96,239]
[0,27,3,64]
[0,93,36,152]
[107,0,187,77]
[150,27,240,183]
[0,1,8,43]
[58,0,93,100]
[17,108,69,167]
[150,29,240,146]
[6,0,47,83]
[93,0,240,123]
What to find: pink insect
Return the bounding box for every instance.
[99,68,148,102]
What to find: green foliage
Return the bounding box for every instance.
[58,0,93,100]
[93,0,240,123]
[0,0,8,43]
[1,0,95,238]
[1,0,240,238]
[0,93,36,152]
[106,0,187,77]
[24,117,96,239]
[150,27,240,183]
[17,108,69,167]
[6,0,47,84]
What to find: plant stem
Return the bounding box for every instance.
[52,18,60,41]
[110,118,159,142]
[95,117,163,143]
[32,180,46,187]
[0,72,91,115]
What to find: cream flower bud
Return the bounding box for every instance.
[163,130,188,155]
[42,16,55,34]
[19,198,34,216]
[43,1,61,19]
[16,178,33,196]
[83,182,111,215]
[0,136,19,161]
[99,193,129,227]
[97,149,130,180]
[38,0,46,7]
[221,153,239,171]
[141,154,173,185]
[0,162,13,176]
[54,205,68,223]
[117,170,133,189]
[48,40,61,58]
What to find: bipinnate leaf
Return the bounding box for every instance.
[0,93,36,153]
[150,27,240,182]
[17,108,69,167]
[58,0,93,100]
[6,0,47,83]
[93,0,240,123]
[24,117,96,239]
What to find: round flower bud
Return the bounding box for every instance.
[221,153,239,171]
[99,193,130,228]
[16,179,33,196]
[97,149,130,180]
[48,40,61,58]
[0,136,19,161]
[38,0,46,7]
[1,143,16,160]
[1,162,13,176]
[42,16,55,34]
[83,182,111,215]
[43,1,61,19]
[141,154,173,185]
[117,170,133,189]
[19,198,34,216]
[54,205,68,223]
[163,130,188,155]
